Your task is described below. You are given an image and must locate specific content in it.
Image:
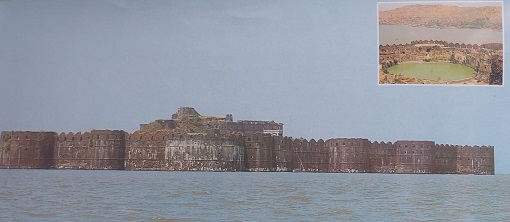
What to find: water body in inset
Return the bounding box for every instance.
[387,62,475,81]
[379,25,503,45]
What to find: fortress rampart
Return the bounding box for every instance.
[54,130,125,170]
[0,108,495,174]
[380,40,503,51]
[0,131,56,169]
[379,40,503,85]
[0,131,494,174]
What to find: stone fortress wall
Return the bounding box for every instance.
[0,107,494,175]
[379,40,503,85]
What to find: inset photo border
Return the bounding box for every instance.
[378,1,504,86]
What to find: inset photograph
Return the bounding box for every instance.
[378,2,503,85]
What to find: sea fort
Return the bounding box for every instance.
[0,107,494,174]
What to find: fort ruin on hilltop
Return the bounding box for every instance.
[0,107,494,174]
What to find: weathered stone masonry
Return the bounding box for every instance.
[379,40,503,85]
[0,107,495,174]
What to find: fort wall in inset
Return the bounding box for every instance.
[379,40,503,85]
[380,40,503,51]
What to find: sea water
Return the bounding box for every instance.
[0,170,509,221]
[379,25,503,45]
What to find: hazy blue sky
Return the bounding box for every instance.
[0,0,508,173]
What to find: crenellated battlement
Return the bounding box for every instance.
[0,107,495,174]
[52,130,126,170]
[0,131,57,169]
[379,39,503,85]
[379,40,503,50]
[2,131,57,141]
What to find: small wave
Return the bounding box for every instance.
[191,190,210,195]
[331,208,353,215]
[330,189,346,195]
[286,195,310,203]
[167,192,182,198]
[60,184,72,188]
[23,211,57,218]
[151,216,185,222]
[30,195,43,201]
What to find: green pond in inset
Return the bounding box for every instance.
[387,62,475,81]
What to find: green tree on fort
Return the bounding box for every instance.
[3,135,11,152]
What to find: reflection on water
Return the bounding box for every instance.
[1,170,509,221]
[379,25,503,45]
